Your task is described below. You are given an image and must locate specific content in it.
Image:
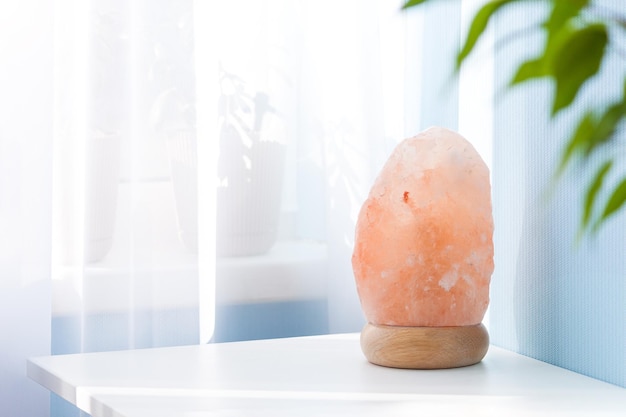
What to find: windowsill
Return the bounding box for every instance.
[216,240,328,304]
[52,240,328,316]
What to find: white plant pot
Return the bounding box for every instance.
[216,141,286,257]
[167,131,286,257]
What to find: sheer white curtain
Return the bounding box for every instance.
[0,2,53,416]
[1,1,467,416]
[51,0,214,354]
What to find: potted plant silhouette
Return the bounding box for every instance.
[216,68,287,256]
[157,67,287,256]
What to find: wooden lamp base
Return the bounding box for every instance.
[360,323,489,369]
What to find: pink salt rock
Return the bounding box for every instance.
[352,127,493,327]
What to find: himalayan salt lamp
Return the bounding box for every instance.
[352,127,493,369]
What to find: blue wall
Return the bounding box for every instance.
[490,1,626,388]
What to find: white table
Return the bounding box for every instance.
[28,334,626,417]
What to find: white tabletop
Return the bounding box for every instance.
[28,334,625,417]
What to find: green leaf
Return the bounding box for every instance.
[557,111,596,177]
[584,103,625,156]
[544,0,588,35]
[581,160,612,234]
[510,14,578,87]
[457,0,517,68]
[402,0,430,9]
[595,177,626,232]
[557,99,625,178]
[551,24,608,115]
[511,57,549,84]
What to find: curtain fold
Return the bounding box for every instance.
[0,1,54,416]
[51,0,207,358]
